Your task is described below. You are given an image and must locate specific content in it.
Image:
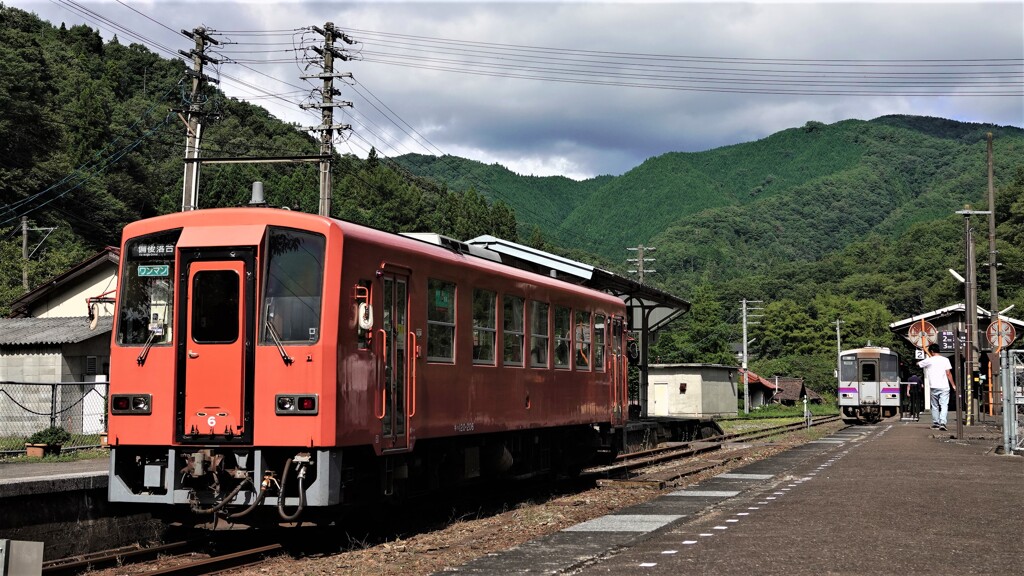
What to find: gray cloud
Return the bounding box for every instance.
[14,1,1023,178]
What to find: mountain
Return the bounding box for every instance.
[395,117,1024,267]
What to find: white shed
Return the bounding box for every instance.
[647,363,738,418]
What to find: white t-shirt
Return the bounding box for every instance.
[918,354,952,391]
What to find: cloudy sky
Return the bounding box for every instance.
[13,1,1024,179]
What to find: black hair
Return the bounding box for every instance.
[927,343,940,354]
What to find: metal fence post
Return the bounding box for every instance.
[50,383,57,429]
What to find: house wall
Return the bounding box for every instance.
[0,334,110,438]
[28,264,117,319]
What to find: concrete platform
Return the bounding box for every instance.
[0,456,107,497]
[441,420,1023,575]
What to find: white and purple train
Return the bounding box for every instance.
[838,346,901,423]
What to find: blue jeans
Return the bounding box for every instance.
[930,387,950,426]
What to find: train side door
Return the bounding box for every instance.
[859,360,879,404]
[379,272,410,451]
[610,316,626,425]
[177,250,255,443]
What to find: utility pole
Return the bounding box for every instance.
[626,245,656,284]
[303,22,354,217]
[179,27,220,211]
[741,299,763,414]
[836,319,844,391]
[958,207,989,426]
[985,133,1001,415]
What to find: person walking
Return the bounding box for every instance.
[917,343,956,431]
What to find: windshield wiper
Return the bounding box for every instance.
[137,332,156,366]
[266,319,294,365]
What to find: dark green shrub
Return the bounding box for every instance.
[27,426,72,445]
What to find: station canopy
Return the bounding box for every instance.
[462,235,691,333]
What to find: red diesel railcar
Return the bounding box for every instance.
[107,207,631,521]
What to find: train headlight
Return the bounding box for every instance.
[111,394,152,414]
[276,394,318,415]
[132,395,150,411]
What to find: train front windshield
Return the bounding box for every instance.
[117,229,181,345]
[261,228,326,343]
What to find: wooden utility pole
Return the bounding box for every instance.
[626,245,656,284]
[302,22,354,217]
[179,27,219,211]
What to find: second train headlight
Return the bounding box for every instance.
[111,394,152,414]
[276,394,318,415]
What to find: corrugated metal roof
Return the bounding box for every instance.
[0,316,113,346]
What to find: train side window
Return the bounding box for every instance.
[262,228,325,343]
[593,313,605,371]
[503,295,525,367]
[530,301,549,368]
[473,289,496,365]
[554,306,571,369]
[575,310,592,371]
[427,279,456,363]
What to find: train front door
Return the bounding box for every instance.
[177,250,255,443]
[859,359,879,405]
[380,272,410,451]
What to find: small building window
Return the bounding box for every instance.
[530,301,549,368]
[554,306,571,369]
[503,295,525,366]
[574,310,591,370]
[427,279,456,362]
[473,289,497,365]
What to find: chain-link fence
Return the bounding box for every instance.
[0,380,108,456]
[1002,352,1024,455]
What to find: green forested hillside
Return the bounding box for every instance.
[4,5,1024,396]
[0,5,519,312]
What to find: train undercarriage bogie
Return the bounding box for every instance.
[841,405,899,424]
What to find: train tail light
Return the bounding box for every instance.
[276,394,318,415]
[111,394,152,414]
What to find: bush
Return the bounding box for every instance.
[27,426,72,445]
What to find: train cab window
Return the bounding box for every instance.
[840,356,857,381]
[262,228,325,343]
[503,295,525,367]
[593,314,606,371]
[554,306,571,369]
[473,289,496,365]
[191,271,239,343]
[427,279,456,362]
[880,354,899,382]
[575,310,592,371]
[118,229,181,346]
[530,301,550,368]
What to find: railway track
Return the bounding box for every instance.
[584,415,841,486]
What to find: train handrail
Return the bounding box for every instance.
[376,329,387,420]
[408,331,418,418]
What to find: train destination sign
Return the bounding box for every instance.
[907,320,937,348]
